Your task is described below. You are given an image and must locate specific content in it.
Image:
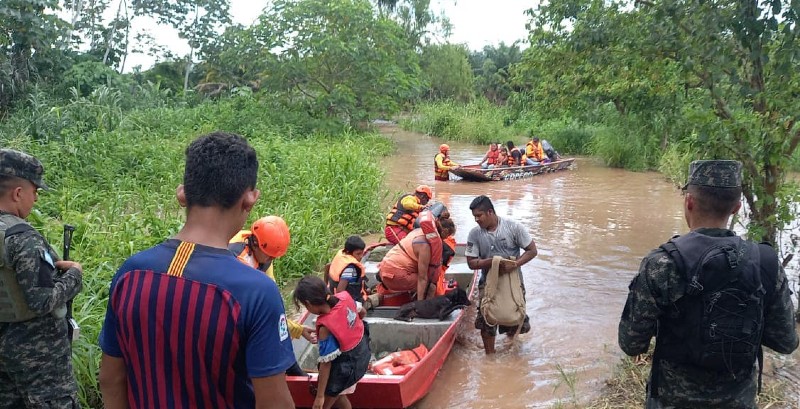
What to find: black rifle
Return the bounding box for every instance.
[63,224,77,343]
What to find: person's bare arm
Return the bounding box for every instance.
[335,278,348,294]
[500,241,538,274]
[466,256,493,271]
[253,373,294,409]
[99,354,129,409]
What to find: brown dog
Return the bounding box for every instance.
[393,288,471,322]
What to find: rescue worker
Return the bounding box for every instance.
[434,144,459,181]
[479,143,500,169]
[384,185,432,244]
[506,141,532,166]
[0,149,83,408]
[229,215,317,376]
[378,212,447,303]
[619,160,798,408]
[526,136,548,163]
[327,235,367,304]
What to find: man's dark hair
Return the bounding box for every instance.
[686,185,743,217]
[344,235,366,253]
[469,195,495,213]
[506,141,515,150]
[0,175,20,197]
[183,132,258,209]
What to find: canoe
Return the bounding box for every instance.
[450,157,576,182]
[287,242,478,409]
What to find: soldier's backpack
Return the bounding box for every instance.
[652,232,765,396]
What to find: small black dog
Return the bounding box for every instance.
[394,288,471,322]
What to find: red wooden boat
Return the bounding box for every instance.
[450,157,576,182]
[287,243,477,408]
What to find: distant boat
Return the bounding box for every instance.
[287,243,478,409]
[450,158,576,182]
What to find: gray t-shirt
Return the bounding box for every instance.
[465,217,533,283]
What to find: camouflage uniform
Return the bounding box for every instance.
[618,160,799,409]
[0,150,83,408]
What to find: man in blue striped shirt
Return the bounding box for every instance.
[98,132,295,409]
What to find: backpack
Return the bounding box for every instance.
[480,256,526,328]
[652,233,765,396]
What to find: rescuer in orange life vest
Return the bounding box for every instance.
[434,144,459,181]
[384,185,432,245]
[326,235,368,305]
[229,216,317,375]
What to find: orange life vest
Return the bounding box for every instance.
[385,194,419,232]
[433,152,453,180]
[486,148,499,165]
[527,141,546,161]
[229,230,275,278]
[378,211,442,297]
[328,249,367,301]
[436,236,457,296]
[315,292,365,353]
[370,344,428,375]
[507,147,529,166]
[229,230,258,269]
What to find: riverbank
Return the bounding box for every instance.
[1,95,392,408]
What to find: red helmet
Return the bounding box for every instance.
[415,185,433,200]
[251,216,290,258]
[439,144,450,153]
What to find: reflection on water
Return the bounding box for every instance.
[375,125,800,408]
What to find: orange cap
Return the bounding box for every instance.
[439,144,450,153]
[415,185,433,199]
[251,216,291,258]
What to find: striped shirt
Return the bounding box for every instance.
[99,240,294,409]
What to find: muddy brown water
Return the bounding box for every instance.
[375,125,800,408]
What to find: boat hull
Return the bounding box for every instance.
[287,243,477,408]
[450,158,576,182]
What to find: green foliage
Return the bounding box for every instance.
[59,60,131,97]
[470,42,522,103]
[514,0,800,243]
[253,0,424,125]
[0,0,68,111]
[0,95,391,408]
[419,43,474,101]
[402,99,519,144]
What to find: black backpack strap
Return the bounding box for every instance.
[650,240,682,400]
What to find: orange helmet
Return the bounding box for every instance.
[415,185,433,200]
[439,144,450,153]
[251,216,290,258]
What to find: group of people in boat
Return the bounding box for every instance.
[478,137,561,170]
[432,136,563,180]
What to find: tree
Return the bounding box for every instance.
[253,0,423,124]
[470,42,522,103]
[420,43,474,101]
[517,0,800,244]
[0,0,67,111]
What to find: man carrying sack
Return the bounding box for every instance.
[465,195,538,354]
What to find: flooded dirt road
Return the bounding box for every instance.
[376,125,800,408]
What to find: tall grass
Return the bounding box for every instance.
[400,99,596,156]
[1,95,391,408]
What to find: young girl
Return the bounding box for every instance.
[294,276,371,409]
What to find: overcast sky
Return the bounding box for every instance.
[123,0,534,71]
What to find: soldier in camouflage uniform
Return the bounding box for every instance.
[619,160,798,409]
[0,149,83,408]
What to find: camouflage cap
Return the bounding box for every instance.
[684,160,742,189]
[0,149,49,190]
